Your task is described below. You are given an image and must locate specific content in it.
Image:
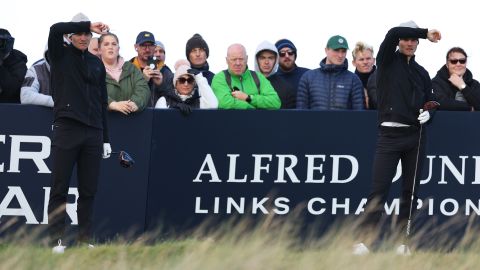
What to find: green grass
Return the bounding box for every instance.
[1,217,479,270]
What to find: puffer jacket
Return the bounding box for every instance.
[296,58,364,110]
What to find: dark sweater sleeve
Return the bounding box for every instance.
[48,21,91,62]
[377,27,428,69]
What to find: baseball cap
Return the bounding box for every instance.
[327,35,349,50]
[136,31,155,45]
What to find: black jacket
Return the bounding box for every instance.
[376,27,435,126]
[0,49,27,103]
[432,65,480,111]
[268,73,296,109]
[48,21,109,142]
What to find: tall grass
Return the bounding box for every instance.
[1,215,479,270]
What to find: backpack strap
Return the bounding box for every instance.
[223,70,234,92]
[223,69,261,94]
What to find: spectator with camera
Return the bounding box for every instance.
[155,59,217,114]
[0,28,27,103]
[99,33,150,114]
[185,33,215,85]
[432,47,480,111]
[129,31,172,106]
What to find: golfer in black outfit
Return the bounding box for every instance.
[354,21,441,255]
[47,18,111,247]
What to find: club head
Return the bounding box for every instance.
[423,101,440,111]
[118,151,135,168]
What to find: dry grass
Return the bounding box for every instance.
[0,215,479,270]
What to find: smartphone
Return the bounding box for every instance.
[147,56,157,69]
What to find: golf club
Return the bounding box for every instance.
[111,151,135,168]
[403,101,440,254]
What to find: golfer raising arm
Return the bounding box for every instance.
[47,13,111,250]
[354,21,441,255]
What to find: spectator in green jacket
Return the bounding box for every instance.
[211,43,280,109]
[99,33,150,114]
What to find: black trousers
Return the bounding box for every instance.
[363,125,426,231]
[48,118,103,243]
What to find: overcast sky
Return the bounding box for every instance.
[3,0,478,78]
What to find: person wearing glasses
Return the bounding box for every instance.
[254,40,296,109]
[296,35,364,110]
[99,33,150,114]
[0,28,27,103]
[432,47,480,111]
[155,59,218,114]
[211,43,281,110]
[274,38,309,95]
[353,21,441,256]
[129,31,172,106]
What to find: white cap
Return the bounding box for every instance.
[399,20,419,28]
[71,12,90,22]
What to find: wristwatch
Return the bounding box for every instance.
[460,83,467,90]
[246,95,252,103]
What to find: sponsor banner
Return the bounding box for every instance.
[1,105,479,240]
[0,105,151,240]
[147,110,480,236]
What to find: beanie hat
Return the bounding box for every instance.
[68,13,91,38]
[275,38,297,52]
[399,20,419,28]
[186,33,209,59]
[155,40,165,52]
[0,29,14,55]
[71,12,90,22]
[173,59,194,87]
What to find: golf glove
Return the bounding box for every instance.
[418,110,430,124]
[102,143,112,159]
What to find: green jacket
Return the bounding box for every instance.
[106,61,150,111]
[211,69,281,109]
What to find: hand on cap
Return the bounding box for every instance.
[90,22,110,34]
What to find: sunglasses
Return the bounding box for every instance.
[178,77,195,84]
[448,58,467,65]
[279,51,295,57]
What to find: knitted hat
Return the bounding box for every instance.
[186,33,209,58]
[0,29,14,55]
[173,60,194,86]
[326,35,349,50]
[71,12,90,22]
[399,20,419,28]
[155,40,165,52]
[136,31,155,45]
[275,38,297,52]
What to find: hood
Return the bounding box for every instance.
[254,40,279,77]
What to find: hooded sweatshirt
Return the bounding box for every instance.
[254,41,296,109]
[20,45,54,107]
